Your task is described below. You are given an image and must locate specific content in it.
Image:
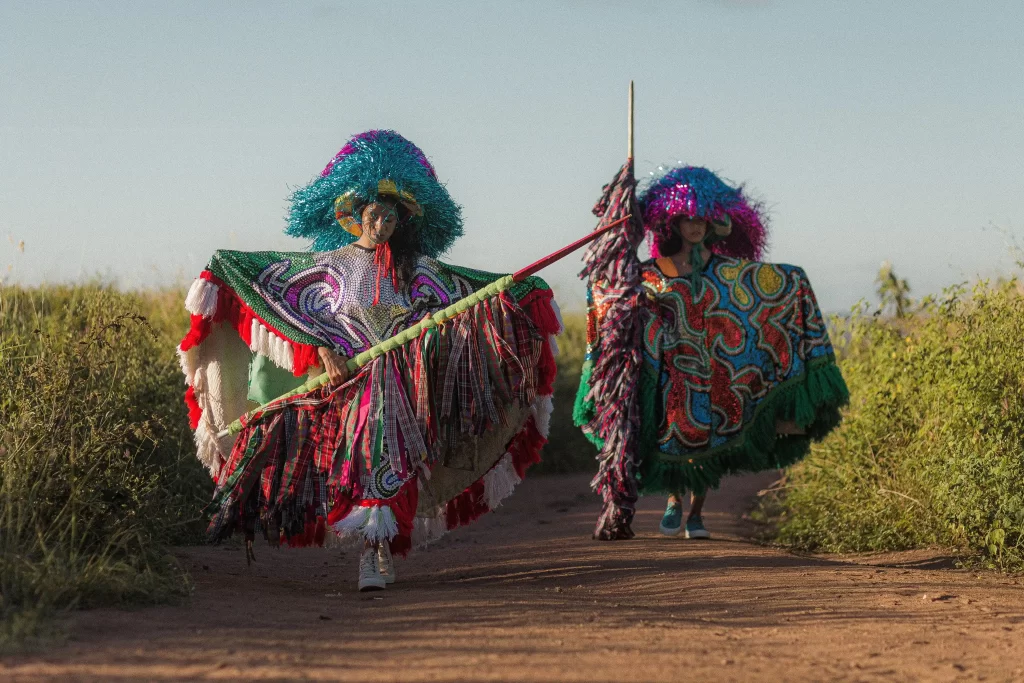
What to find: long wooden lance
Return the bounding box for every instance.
[216,214,633,437]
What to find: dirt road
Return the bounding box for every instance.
[4,472,1024,682]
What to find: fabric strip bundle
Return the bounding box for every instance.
[575,161,647,539]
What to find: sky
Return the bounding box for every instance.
[2,0,1023,313]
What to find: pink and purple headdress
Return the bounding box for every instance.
[640,166,768,260]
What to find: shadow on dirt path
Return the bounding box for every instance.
[3,472,1023,682]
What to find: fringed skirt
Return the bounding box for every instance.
[206,288,560,555]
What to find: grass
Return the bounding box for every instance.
[0,284,209,643]
[761,281,1024,570]
[535,311,597,474]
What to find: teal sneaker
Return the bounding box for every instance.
[685,515,711,539]
[659,503,683,536]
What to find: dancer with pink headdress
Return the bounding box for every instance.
[576,163,849,540]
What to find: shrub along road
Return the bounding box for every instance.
[3,473,1023,682]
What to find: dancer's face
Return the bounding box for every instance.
[677,217,708,245]
[360,200,399,246]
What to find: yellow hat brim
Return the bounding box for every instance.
[333,180,423,237]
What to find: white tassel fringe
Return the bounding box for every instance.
[332,505,399,545]
[482,453,521,510]
[531,394,553,439]
[248,320,294,372]
[550,298,565,334]
[184,278,219,318]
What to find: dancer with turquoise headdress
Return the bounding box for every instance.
[179,131,561,590]
[576,137,849,540]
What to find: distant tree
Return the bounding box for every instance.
[876,261,912,318]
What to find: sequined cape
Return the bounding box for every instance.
[178,245,561,553]
[575,254,848,496]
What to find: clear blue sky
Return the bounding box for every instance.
[2,0,1022,312]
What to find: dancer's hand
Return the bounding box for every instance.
[317,347,351,385]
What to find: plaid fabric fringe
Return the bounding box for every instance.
[578,161,647,540]
[206,289,557,551]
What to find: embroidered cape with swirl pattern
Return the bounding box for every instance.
[575,163,849,540]
[179,131,561,567]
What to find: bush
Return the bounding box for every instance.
[535,311,597,474]
[0,284,209,641]
[766,281,1024,569]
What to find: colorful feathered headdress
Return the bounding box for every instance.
[639,166,768,260]
[286,130,463,256]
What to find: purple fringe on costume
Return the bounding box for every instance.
[321,130,438,180]
[579,161,646,540]
[641,166,768,261]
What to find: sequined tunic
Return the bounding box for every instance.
[638,254,836,456]
[254,244,477,357]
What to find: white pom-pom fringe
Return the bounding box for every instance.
[177,345,199,386]
[482,453,521,510]
[550,298,565,334]
[184,278,219,318]
[332,505,399,545]
[411,513,448,547]
[248,320,294,372]
[193,421,223,478]
[531,394,553,439]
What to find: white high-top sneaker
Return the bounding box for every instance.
[378,541,396,584]
[357,545,386,592]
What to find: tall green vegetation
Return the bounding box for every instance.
[0,285,209,641]
[767,273,1024,569]
[536,312,597,474]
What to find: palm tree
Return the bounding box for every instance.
[876,261,912,318]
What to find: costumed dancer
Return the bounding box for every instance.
[575,163,849,540]
[179,131,561,590]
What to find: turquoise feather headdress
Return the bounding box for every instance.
[286,130,464,256]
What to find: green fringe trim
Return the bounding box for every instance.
[637,356,849,496]
[572,359,605,449]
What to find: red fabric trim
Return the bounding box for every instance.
[285,510,329,549]
[384,481,418,558]
[509,416,546,479]
[179,271,320,375]
[184,385,202,430]
[326,490,355,527]
[292,343,320,377]
[179,314,211,352]
[517,288,559,395]
[518,288,561,336]
[442,415,547,533]
[179,270,323,435]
